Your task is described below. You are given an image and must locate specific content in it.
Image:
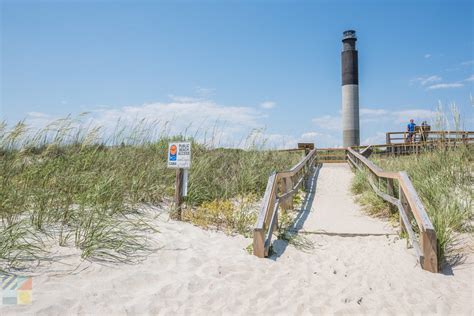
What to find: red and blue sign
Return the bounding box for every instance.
[169,144,177,161]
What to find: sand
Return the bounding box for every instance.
[1,163,473,315]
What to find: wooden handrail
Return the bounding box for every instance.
[346,147,438,272]
[352,137,474,152]
[253,147,317,258]
[254,142,445,272]
[387,130,473,135]
[316,148,347,163]
[386,131,474,145]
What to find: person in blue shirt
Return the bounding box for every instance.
[407,119,416,142]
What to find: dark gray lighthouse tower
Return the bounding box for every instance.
[341,30,360,147]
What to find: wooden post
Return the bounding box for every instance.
[399,185,408,234]
[253,229,265,258]
[286,177,294,210]
[421,229,438,273]
[175,168,184,220]
[280,177,294,211]
[263,185,277,231]
[387,178,395,197]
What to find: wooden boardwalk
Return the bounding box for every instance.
[254,142,444,272]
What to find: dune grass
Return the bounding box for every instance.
[352,146,473,267]
[351,169,394,219]
[0,118,301,271]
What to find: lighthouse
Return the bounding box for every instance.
[341,30,360,147]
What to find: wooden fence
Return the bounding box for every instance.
[253,148,317,258]
[346,148,438,272]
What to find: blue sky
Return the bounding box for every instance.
[1,0,473,148]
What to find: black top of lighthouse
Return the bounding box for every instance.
[342,30,357,51]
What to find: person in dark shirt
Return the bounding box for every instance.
[407,119,416,142]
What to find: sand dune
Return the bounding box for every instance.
[2,164,472,315]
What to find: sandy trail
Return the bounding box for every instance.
[1,163,473,315]
[295,163,393,235]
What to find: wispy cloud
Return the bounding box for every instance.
[300,131,321,139]
[312,107,436,133]
[300,131,339,147]
[410,75,442,86]
[259,101,276,109]
[465,75,474,82]
[245,129,340,149]
[24,96,268,148]
[461,60,474,66]
[362,132,386,145]
[27,111,50,118]
[312,115,341,131]
[447,60,474,71]
[360,107,436,123]
[194,86,215,97]
[424,54,431,59]
[411,74,466,90]
[426,83,464,90]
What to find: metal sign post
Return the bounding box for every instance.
[168,142,191,220]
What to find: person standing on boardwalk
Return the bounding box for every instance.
[406,119,416,142]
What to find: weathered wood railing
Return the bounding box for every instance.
[346,147,438,272]
[386,130,474,145]
[253,148,317,258]
[354,135,474,156]
[317,148,347,163]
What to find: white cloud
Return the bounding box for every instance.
[260,101,276,109]
[426,83,464,90]
[312,107,435,129]
[392,109,436,123]
[362,132,386,145]
[265,133,297,149]
[465,75,474,82]
[27,111,50,118]
[361,107,437,125]
[360,108,389,123]
[311,106,438,146]
[312,115,341,131]
[461,60,474,66]
[410,75,442,86]
[424,54,431,59]
[194,87,215,97]
[300,131,339,148]
[167,95,202,103]
[300,131,321,139]
[22,97,268,148]
[93,99,263,138]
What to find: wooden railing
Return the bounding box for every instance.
[317,148,347,163]
[386,130,473,145]
[354,135,474,156]
[346,147,438,273]
[253,148,317,258]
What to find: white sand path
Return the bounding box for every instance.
[2,163,473,315]
[294,163,394,235]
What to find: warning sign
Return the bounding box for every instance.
[167,142,191,169]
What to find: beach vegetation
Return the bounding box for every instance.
[0,117,300,271]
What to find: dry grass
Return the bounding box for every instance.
[351,146,473,267]
[0,117,301,271]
